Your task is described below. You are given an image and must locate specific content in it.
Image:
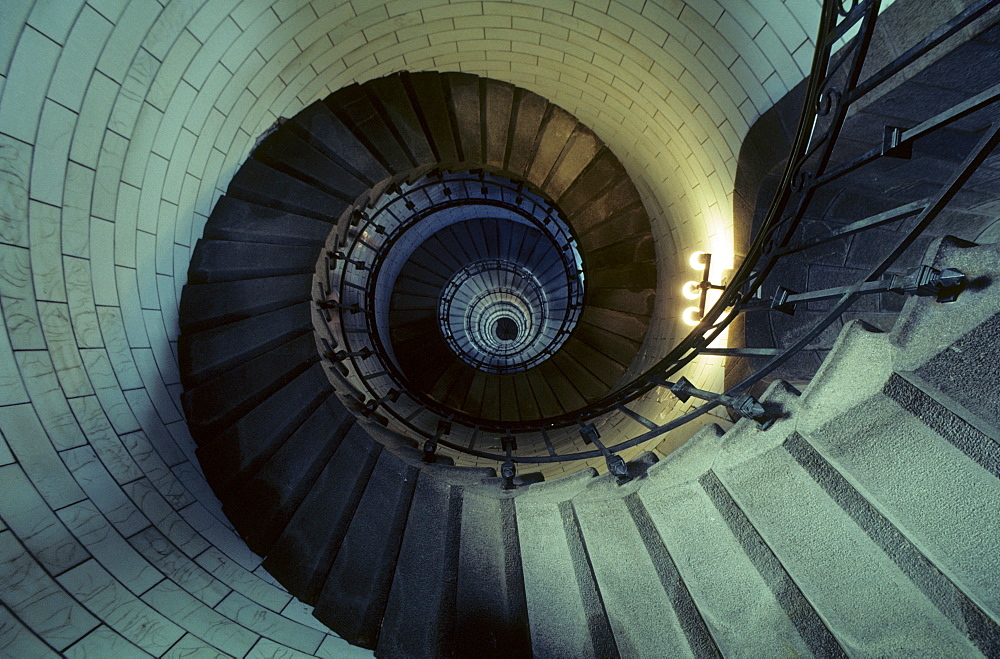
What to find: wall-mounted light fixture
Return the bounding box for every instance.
[681,252,726,326]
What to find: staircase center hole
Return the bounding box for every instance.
[494,317,519,341]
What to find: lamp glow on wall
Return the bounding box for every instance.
[681,252,727,327]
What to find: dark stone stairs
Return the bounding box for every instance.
[178,69,1000,655]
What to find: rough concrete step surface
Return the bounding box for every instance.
[178,273,312,334]
[312,448,419,647]
[226,158,350,220]
[179,301,313,387]
[202,196,334,245]
[222,410,357,556]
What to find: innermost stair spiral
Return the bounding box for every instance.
[438,255,579,374]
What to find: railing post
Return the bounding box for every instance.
[668,377,776,430]
[580,423,628,481]
[501,433,517,490]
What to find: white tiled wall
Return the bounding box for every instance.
[0,0,821,654]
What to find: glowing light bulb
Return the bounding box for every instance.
[689,251,708,270]
[681,281,701,300]
[682,307,702,326]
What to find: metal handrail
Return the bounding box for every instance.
[318,0,999,471]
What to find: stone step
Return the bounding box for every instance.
[453,492,531,657]
[446,73,482,165]
[187,239,319,284]
[200,389,337,493]
[573,320,642,370]
[178,274,312,334]
[390,273,443,301]
[405,72,460,164]
[557,148,627,217]
[326,85,413,175]
[376,465,491,657]
[365,75,436,168]
[483,79,515,170]
[222,404,356,557]
[525,105,579,194]
[202,196,332,245]
[253,129,368,203]
[573,491,716,657]
[509,373,540,420]
[639,452,827,655]
[514,469,616,657]
[505,88,548,180]
[262,429,383,604]
[802,383,1000,634]
[187,360,328,449]
[312,449,419,648]
[523,366,564,418]
[540,124,601,202]
[226,158,349,221]
[178,302,312,388]
[547,349,608,401]
[416,232,473,274]
[287,100,389,186]
[181,332,319,440]
[558,337,627,388]
[535,359,586,413]
[889,237,1000,438]
[715,438,981,655]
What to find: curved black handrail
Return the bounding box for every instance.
[318,0,1000,470]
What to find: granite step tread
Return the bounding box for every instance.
[375,472,460,658]
[178,302,313,388]
[187,239,320,284]
[453,492,531,657]
[262,429,383,604]
[222,401,356,557]
[181,332,320,440]
[227,158,349,221]
[715,438,981,656]
[287,100,390,186]
[253,129,368,203]
[312,449,419,648]
[178,274,312,334]
[802,387,1000,628]
[202,196,333,246]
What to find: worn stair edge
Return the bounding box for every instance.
[226,158,350,222]
[516,485,612,658]
[263,430,383,605]
[287,100,390,186]
[803,388,1000,628]
[181,333,319,440]
[313,449,419,648]
[715,438,981,656]
[796,319,891,435]
[203,196,334,246]
[187,239,320,284]
[195,364,332,487]
[574,492,720,658]
[375,472,460,658]
[646,423,727,485]
[784,429,1000,654]
[640,476,823,656]
[179,274,312,334]
[889,237,998,372]
[453,491,532,657]
[178,302,313,388]
[221,398,355,553]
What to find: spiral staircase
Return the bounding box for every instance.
[175,60,1000,657]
